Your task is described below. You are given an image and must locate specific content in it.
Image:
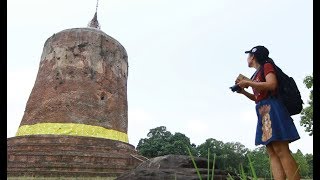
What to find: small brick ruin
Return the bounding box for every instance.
[7,28,145,178]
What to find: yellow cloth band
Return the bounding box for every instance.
[16,123,128,143]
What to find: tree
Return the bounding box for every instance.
[136,126,195,158]
[196,138,225,169]
[165,132,196,155]
[244,147,271,178]
[136,126,172,158]
[300,75,313,135]
[292,149,310,178]
[304,153,313,178]
[221,142,249,173]
[196,139,249,173]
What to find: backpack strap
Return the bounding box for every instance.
[250,66,262,80]
[260,62,277,98]
[261,64,265,81]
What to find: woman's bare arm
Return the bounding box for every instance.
[237,88,256,101]
[237,72,277,91]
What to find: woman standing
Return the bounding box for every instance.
[236,45,301,180]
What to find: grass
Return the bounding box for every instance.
[8,148,305,180]
[247,153,258,179]
[226,154,258,180]
[186,148,306,180]
[186,146,275,180]
[186,146,217,180]
[186,146,203,180]
[7,177,116,180]
[211,153,216,180]
[239,163,246,180]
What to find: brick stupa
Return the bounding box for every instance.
[7,13,145,178]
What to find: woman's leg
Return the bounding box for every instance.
[266,144,286,180]
[270,141,301,180]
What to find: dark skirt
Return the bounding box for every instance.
[255,97,300,146]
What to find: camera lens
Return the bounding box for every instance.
[230,84,240,92]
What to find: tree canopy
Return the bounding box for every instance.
[136,126,196,158]
[136,126,313,178]
[300,74,313,135]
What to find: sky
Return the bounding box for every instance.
[7,0,313,154]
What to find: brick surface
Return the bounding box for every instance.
[7,28,143,178]
[7,136,143,177]
[20,28,128,133]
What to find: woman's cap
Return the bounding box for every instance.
[245,45,269,59]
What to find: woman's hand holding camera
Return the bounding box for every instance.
[234,79,251,94]
[230,74,251,94]
[236,79,250,89]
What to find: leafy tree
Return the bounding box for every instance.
[136,126,195,158]
[196,139,248,173]
[136,126,313,179]
[222,142,249,173]
[244,147,270,178]
[305,153,313,178]
[136,126,172,158]
[165,132,196,155]
[292,149,310,178]
[196,138,225,169]
[300,75,313,135]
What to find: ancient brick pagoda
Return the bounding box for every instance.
[7,20,145,177]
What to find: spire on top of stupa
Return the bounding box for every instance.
[87,0,100,29]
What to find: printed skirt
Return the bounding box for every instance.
[255,97,300,146]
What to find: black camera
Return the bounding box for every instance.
[230,74,249,93]
[230,84,241,92]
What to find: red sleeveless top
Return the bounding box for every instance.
[251,63,277,103]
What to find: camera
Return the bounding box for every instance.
[230,84,241,92]
[230,74,250,93]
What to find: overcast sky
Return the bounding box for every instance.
[8,0,313,154]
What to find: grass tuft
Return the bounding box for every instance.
[186,146,202,180]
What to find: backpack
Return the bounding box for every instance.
[260,61,304,116]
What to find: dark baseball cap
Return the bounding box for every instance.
[245,45,269,59]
